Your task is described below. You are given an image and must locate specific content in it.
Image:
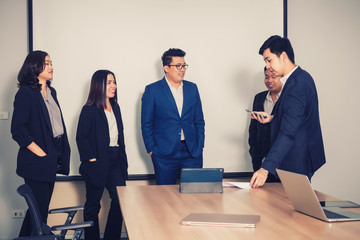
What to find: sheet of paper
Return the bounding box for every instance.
[223,182,252,189]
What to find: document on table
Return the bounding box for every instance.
[223,182,252,189]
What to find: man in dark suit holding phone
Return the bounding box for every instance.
[248,67,282,182]
[250,35,326,188]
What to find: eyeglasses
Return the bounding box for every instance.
[167,64,188,70]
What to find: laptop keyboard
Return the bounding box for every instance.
[323,209,349,219]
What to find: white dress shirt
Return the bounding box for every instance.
[104,107,119,147]
[165,77,185,140]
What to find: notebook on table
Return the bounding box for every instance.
[180,213,260,228]
[276,169,360,222]
[179,168,224,193]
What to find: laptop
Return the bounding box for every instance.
[179,168,224,193]
[180,213,260,228]
[276,169,360,222]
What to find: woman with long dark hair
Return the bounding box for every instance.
[11,50,71,236]
[76,70,128,240]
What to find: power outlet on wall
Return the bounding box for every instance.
[11,209,26,218]
[0,111,9,120]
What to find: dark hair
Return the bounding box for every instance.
[17,50,51,90]
[161,48,186,66]
[259,35,295,64]
[85,70,117,109]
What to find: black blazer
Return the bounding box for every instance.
[248,91,272,171]
[76,103,128,188]
[11,86,70,182]
[248,90,281,182]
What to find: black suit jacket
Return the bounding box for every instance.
[76,103,128,188]
[248,91,271,171]
[11,86,70,182]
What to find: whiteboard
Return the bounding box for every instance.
[33,0,283,175]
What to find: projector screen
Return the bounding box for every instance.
[32,0,283,175]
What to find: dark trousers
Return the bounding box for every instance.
[83,147,126,240]
[151,142,203,185]
[19,179,55,237]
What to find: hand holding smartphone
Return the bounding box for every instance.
[245,109,267,118]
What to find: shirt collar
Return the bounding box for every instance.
[280,65,298,87]
[165,76,183,89]
[41,85,51,100]
[266,90,280,102]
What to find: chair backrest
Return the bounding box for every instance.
[16,184,45,236]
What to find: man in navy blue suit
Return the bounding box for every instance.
[141,48,205,185]
[250,35,326,188]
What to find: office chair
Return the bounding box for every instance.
[13,184,93,240]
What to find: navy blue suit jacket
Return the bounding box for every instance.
[76,103,128,188]
[141,77,205,158]
[248,91,272,171]
[11,86,70,182]
[261,67,326,176]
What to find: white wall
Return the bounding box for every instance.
[288,0,360,202]
[0,1,28,239]
[31,0,283,175]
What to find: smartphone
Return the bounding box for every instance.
[245,109,267,118]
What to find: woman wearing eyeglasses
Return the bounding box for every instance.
[76,70,128,240]
[11,50,71,237]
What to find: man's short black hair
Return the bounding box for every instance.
[259,35,295,64]
[161,48,186,66]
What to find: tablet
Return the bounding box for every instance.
[180,213,260,228]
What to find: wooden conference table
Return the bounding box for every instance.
[117,183,360,240]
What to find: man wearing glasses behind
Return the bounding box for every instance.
[248,67,282,182]
[141,48,205,185]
